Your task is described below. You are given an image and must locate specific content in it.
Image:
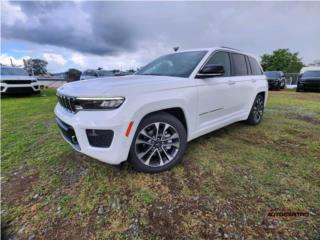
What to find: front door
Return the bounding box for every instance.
[196,51,236,128]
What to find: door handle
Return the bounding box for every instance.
[228,80,236,85]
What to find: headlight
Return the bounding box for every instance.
[74,97,125,110]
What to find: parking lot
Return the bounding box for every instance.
[1,89,319,239]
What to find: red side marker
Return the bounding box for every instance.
[125,121,134,137]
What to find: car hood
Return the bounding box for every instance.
[301,77,320,81]
[57,75,192,97]
[80,76,96,80]
[0,75,37,81]
[266,77,280,80]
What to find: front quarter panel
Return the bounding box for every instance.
[127,84,198,142]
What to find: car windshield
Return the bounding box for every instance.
[83,70,97,77]
[302,71,320,78]
[1,67,29,76]
[99,71,114,77]
[136,51,207,78]
[265,71,281,77]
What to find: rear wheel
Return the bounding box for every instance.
[129,112,187,173]
[246,94,265,125]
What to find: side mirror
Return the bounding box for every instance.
[196,64,225,78]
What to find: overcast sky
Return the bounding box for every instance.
[1,1,320,72]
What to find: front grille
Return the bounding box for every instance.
[3,80,32,84]
[6,87,34,93]
[57,93,76,113]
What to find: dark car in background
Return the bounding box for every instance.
[264,71,286,90]
[296,71,320,92]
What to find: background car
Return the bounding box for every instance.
[0,66,40,95]
[80,69,115,80]
[296,70,320,92]
[264,71,286,90]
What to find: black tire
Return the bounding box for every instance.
[280,80,286,89]
[246,94,265,125]
[129,112,187,173]
[296,86,303,92]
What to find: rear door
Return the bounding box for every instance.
[229,53,253,112]
[247,56,266,103]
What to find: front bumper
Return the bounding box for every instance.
[267,80,280,89]
[298,82,320,91]
[54,104,133,165]
[0,83,40,93]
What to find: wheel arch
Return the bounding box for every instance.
[136,107,188,136]
[256,90,268,106]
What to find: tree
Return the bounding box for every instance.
[260,49,304,73]
[23,58,48,75]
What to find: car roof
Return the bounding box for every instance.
[176,47,258,59]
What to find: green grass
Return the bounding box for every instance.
[1,89,320,239]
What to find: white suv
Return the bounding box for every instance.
[0,66,40,94]
[55,47,268,172]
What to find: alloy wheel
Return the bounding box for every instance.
[135,122,180,167]
[253,96,264,122]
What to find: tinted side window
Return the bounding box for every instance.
[205,51,231,76]
[231,53,248,76]
[248,57,263,75]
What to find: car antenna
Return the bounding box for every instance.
[173,46,179,52]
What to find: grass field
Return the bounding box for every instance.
[1,89,320,239]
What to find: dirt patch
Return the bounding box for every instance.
[50,164,89,186]
[146,201,184,239]
[286,112,320,125]
[272,138,307,154]
[160,171,184,195]
[36,217,96,240]
[293,93,320,101]
[2,173,39,204]
[231,131,273,146]
[144,196,270,239]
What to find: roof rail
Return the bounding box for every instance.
[220,46,240,51]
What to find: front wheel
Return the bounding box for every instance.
[280,80,286,89]
[296,86,302,92]
[246,94,265,125]
[129,112,187,173]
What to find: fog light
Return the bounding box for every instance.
[86,129,114,148]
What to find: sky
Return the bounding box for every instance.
[1,1,320,72]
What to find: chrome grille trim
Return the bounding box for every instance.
[57,93,76,113]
